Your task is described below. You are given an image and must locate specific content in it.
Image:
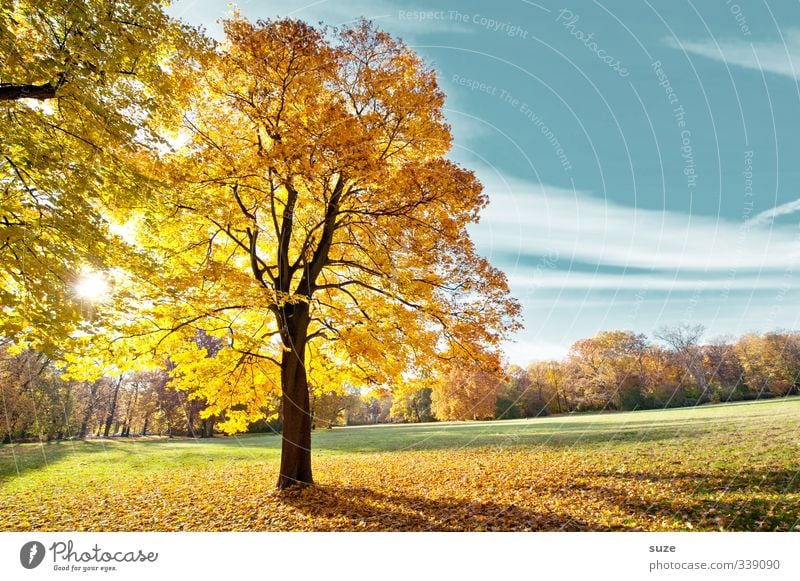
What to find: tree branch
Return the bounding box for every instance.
[301,175,345,295]
[0,74,64,101]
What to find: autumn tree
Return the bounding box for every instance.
[310,389,353,428]
[496,364,551,419]
[566,330,648,410]
[0,0,203,350]
[346,391,393,425]
[125,17,519,487]
[656,324,710,402]
[432,366,501,421]
[703,338,747,401]
[640,344,686,407]
[543,361,570,413]
[735,332,800,398]
[0,344,76,441]
[391,379,434,423]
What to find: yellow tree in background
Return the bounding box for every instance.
[130,17,520,487]
[431,366,501,421]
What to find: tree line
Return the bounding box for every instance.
[318,324,800,424]
[6,324,797,442]
[0,344,213,443]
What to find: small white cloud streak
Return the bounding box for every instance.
[665,30,800,80]
[502,339,569,364]
[508,271,794,291]
[748,197,800,226]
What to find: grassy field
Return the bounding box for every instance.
[1,398,799,531]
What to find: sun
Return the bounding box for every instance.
[75,270,109,301]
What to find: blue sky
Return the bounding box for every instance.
[170,0,800,363]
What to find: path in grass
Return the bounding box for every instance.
[1,398,799,531]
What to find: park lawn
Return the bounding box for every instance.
[1,398,798,531]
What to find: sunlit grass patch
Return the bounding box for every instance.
[1,398,798,531]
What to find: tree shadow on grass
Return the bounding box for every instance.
[275,485,593,531]
[572,468,800,531]
[0,438,161,481]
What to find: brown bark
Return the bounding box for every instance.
[200,417,215,437]
[140,414,149,436]
[0,75,64,101]
[103,377,122,437]
[78,381,100,438]
[121,382,139,437]
[276,305,313,489]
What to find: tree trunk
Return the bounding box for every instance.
[200,417,215,438]
[103,377,122,438]
[185,398,197,438]
[141,415,149,436]
[121,383,139,438]
[276,310,313,489]
[79,381,100,438]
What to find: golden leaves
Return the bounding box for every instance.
[108,15,522,434]
[0,0,207,352]
[1,436,796,532]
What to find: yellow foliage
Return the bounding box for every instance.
[107,16,520,439]
[0,0,207,351]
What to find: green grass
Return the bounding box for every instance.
[1,398,799,531]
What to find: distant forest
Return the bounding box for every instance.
[3,324,798,443]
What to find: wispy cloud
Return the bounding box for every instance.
[664,29,800,80]
[503,339,569,364]
[471,175,800,277]
[748,197,800,226]
[508,271,796,291]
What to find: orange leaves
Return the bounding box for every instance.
[3,445,796,532]
[431,367,501,421]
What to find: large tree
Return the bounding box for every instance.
[128,17,520,488]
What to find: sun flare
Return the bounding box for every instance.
[75,270,109,301]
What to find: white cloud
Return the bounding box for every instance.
[665,30,800,80]
[748,197,800,226]
[508,271,796,291]
[471,176,800,275]
[469,174,800,361]
[502,339,569,365]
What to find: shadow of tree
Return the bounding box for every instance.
[570,468,800,531]
[275,485,593,531]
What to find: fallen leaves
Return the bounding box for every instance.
[0,443,797,532]
[2,400,799,531]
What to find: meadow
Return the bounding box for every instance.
[1,398,798,531]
